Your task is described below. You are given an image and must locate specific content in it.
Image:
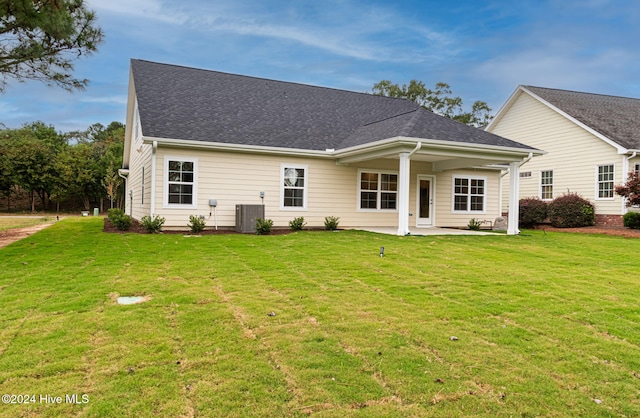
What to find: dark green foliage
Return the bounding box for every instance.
[255,218,273,235]
[371,80,493,127]
[623,212,640,229]
[107,208,131,231]
[141,215,165,233]
[188,215,206,233]
[288,216,306,231]
[324,216,340,231]
[547,193,595,228]
[0,0,104,92]
[519,198,548,228]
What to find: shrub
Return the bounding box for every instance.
[468,218,482,231]
[519,197,548,228]
[107,208,125,222]
[107,208,131,231]
[188,215,206,233]
[288,216,306,231]
[324,216,340,231]
[547,193,595,228]
[623,212,640,229]
[141,215,166,233]
[255,218,273,235]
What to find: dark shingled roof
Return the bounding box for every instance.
[524,86,640,150]
[131,59,536,152]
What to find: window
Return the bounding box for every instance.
[164,157,197,208]
[281,165,307,209]
[540,170,553,200]
[598,164,614,199]
[634,163,640,174]
[359,171,398,210]
[520,171,532,178]
[452,176,485,212]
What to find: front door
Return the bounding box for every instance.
[417,175,434,226]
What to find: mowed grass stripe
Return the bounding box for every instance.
[1,218,640,416]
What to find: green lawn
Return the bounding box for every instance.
[1,218,639,417]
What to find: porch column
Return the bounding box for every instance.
[397,152,410,236]
[507,161,520,235]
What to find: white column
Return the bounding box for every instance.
[397,152,410,236]
[507,161,520,235]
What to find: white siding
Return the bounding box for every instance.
[144,146,504,229]
[490,92,626,215]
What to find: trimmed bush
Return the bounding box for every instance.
[141,215,166,233]
[289,216,306,231]
[519,197,547,228]
[188,215,206,233]
[547,193,595,228]
[623,212,640,229]
[324,216,340,231]
[107,208,131,231]
[256,218,273,235]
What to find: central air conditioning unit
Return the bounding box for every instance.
[235,204,265,233]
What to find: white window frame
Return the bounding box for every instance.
[540,170,553,201]
[280,164,308,210]
[596,164,615,200]
[451,175,487,214]
[163,156,198,209]
[357,169,399,212]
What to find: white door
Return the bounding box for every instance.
[416,175,434,226]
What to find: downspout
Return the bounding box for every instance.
[499,152,532,215]
[117,170,129,216]
[397,142,422,236]
[150,141,157,217]
[409,141,422,158]
[622,152,637,213]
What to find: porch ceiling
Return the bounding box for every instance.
[334,138,533,171]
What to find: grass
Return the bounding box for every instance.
[1,218,640,417]
[0,216,53,231]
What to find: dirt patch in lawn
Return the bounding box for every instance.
[0,222,56,249]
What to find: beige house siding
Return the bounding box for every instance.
[138,146,502,230]
[490,92,627,216]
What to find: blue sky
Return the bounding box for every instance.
[2,0,640,132]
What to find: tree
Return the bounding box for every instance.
[0,0,103,92]
[371,80,493,128]
[615,172,640,207]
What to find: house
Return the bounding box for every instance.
[486,85,640,226]
[120,60,542,235]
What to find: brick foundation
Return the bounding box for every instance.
[595,214,623,228]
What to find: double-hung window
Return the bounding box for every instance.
[452,176,485,212]
[281,164,307,209]
[359,171,397,210]
[164,157,197,209]
[540,170,553,200]
[597,164,614,199]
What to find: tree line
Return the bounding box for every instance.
[0,121,124,212]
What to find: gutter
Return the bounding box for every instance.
[501,152,533,178]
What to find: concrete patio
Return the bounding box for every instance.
[351,226,500,236]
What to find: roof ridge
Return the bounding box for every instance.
[523,85,640,102]
[131,58,407,102]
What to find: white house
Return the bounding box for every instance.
[487,85,640,227]
[120,60,541,235]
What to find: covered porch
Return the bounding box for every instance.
[334,137,540,236]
